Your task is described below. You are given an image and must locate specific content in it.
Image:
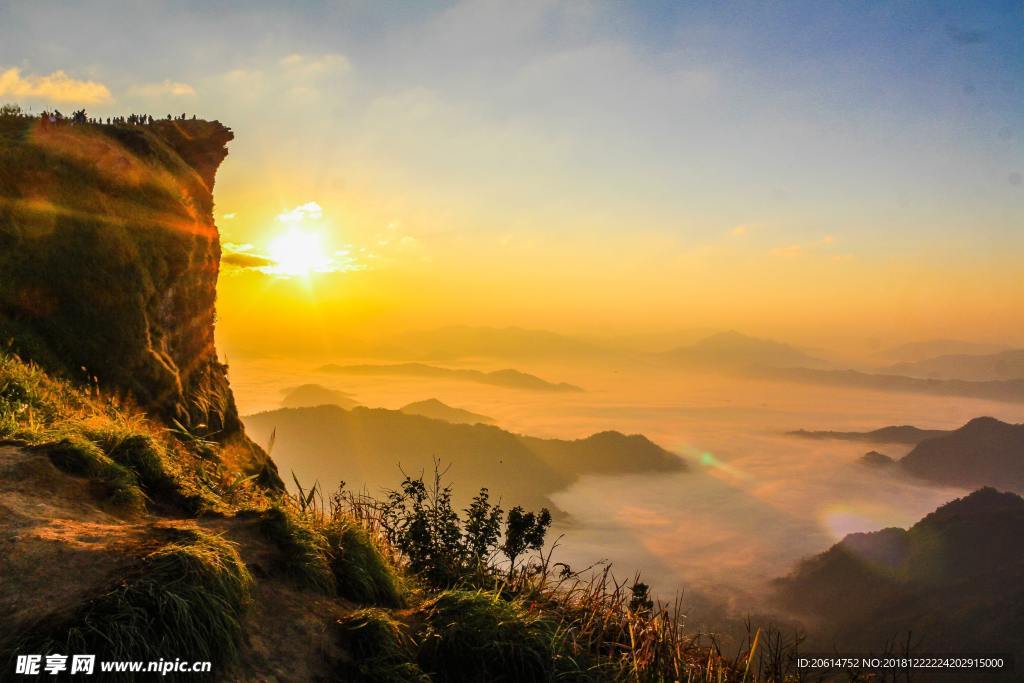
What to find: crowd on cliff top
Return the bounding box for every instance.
[0,102,197,126]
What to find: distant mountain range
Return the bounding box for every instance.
[789,425,949,445]
[774,488,1024,657]
[794,417,1024,492]
[875,338,1011,363]
[883,349,1024,382]
[242,405,683,512]
[280,383,360,409]
[399,399,494,425]
[900,417,1024,492]
[388,325,612,361]
[659,330,830,370]
[318,362,583,392]
[761,366,1024,403]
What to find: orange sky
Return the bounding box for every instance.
[6,3,1018,355]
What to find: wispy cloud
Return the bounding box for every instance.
[279,53,350,77]
[277,201,323,223]
[222,251,275,269]
[130,80,196,98]
[0,67,111,104]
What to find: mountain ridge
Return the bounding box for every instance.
[319,362,584,392]
[243,404,683,513]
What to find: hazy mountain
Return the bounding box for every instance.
[318,362,583,392]
[281,383,360,409]
[661,331,829,370]
[400,399,495,425]
[388,326,612,361]
[762,366,1024,403]
[899,417,1024,492]
[243,405,683,512]
[884,349,1024,381]
[789,425,949,445]
[875,339,1010,363]
[774,488,1024,657]
[859,450,895,467]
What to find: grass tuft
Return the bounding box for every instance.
[335,608,429,682]
[258,504,336,594]
[327,519,405,607]
[12,527,252,681]
[36,434,145,511]
[415,589,562,682]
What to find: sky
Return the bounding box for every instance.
[1,1,1022,354]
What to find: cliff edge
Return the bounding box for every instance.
[0,115,278,484]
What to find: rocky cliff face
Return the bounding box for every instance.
[0,115,278,483]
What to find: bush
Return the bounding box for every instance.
[327,519,404,607]
[379,472,550,589]
[415,590,564,682]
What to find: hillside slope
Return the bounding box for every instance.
[773,488,1024,658]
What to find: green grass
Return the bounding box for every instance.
[415,589,566,682]
[328,519,405,607]
[258,504,336,594]
[335,608,430,682]
[0,350,236,514]
[11,527,252,682]
[35,434,145,512]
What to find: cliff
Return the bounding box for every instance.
[0,114,278,484]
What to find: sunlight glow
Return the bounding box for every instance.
[266,229,332,277]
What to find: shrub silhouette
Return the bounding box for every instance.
[379,467,550,588]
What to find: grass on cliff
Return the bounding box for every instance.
[327,519,405,607]
[416,589,569,682]
[9,527,252,682]
[335,609,429,682]
[0,350,255,514]
[257,503,337,594]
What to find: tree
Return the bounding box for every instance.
[463,488,502,565]
[501,506,551,578]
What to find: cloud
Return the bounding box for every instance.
[277,201,323,223]
[279,53,350,77]
[0,67,111,104]
[222,251,275,269]
[130,80,196,97]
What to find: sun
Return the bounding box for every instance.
[266,229,332,277]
